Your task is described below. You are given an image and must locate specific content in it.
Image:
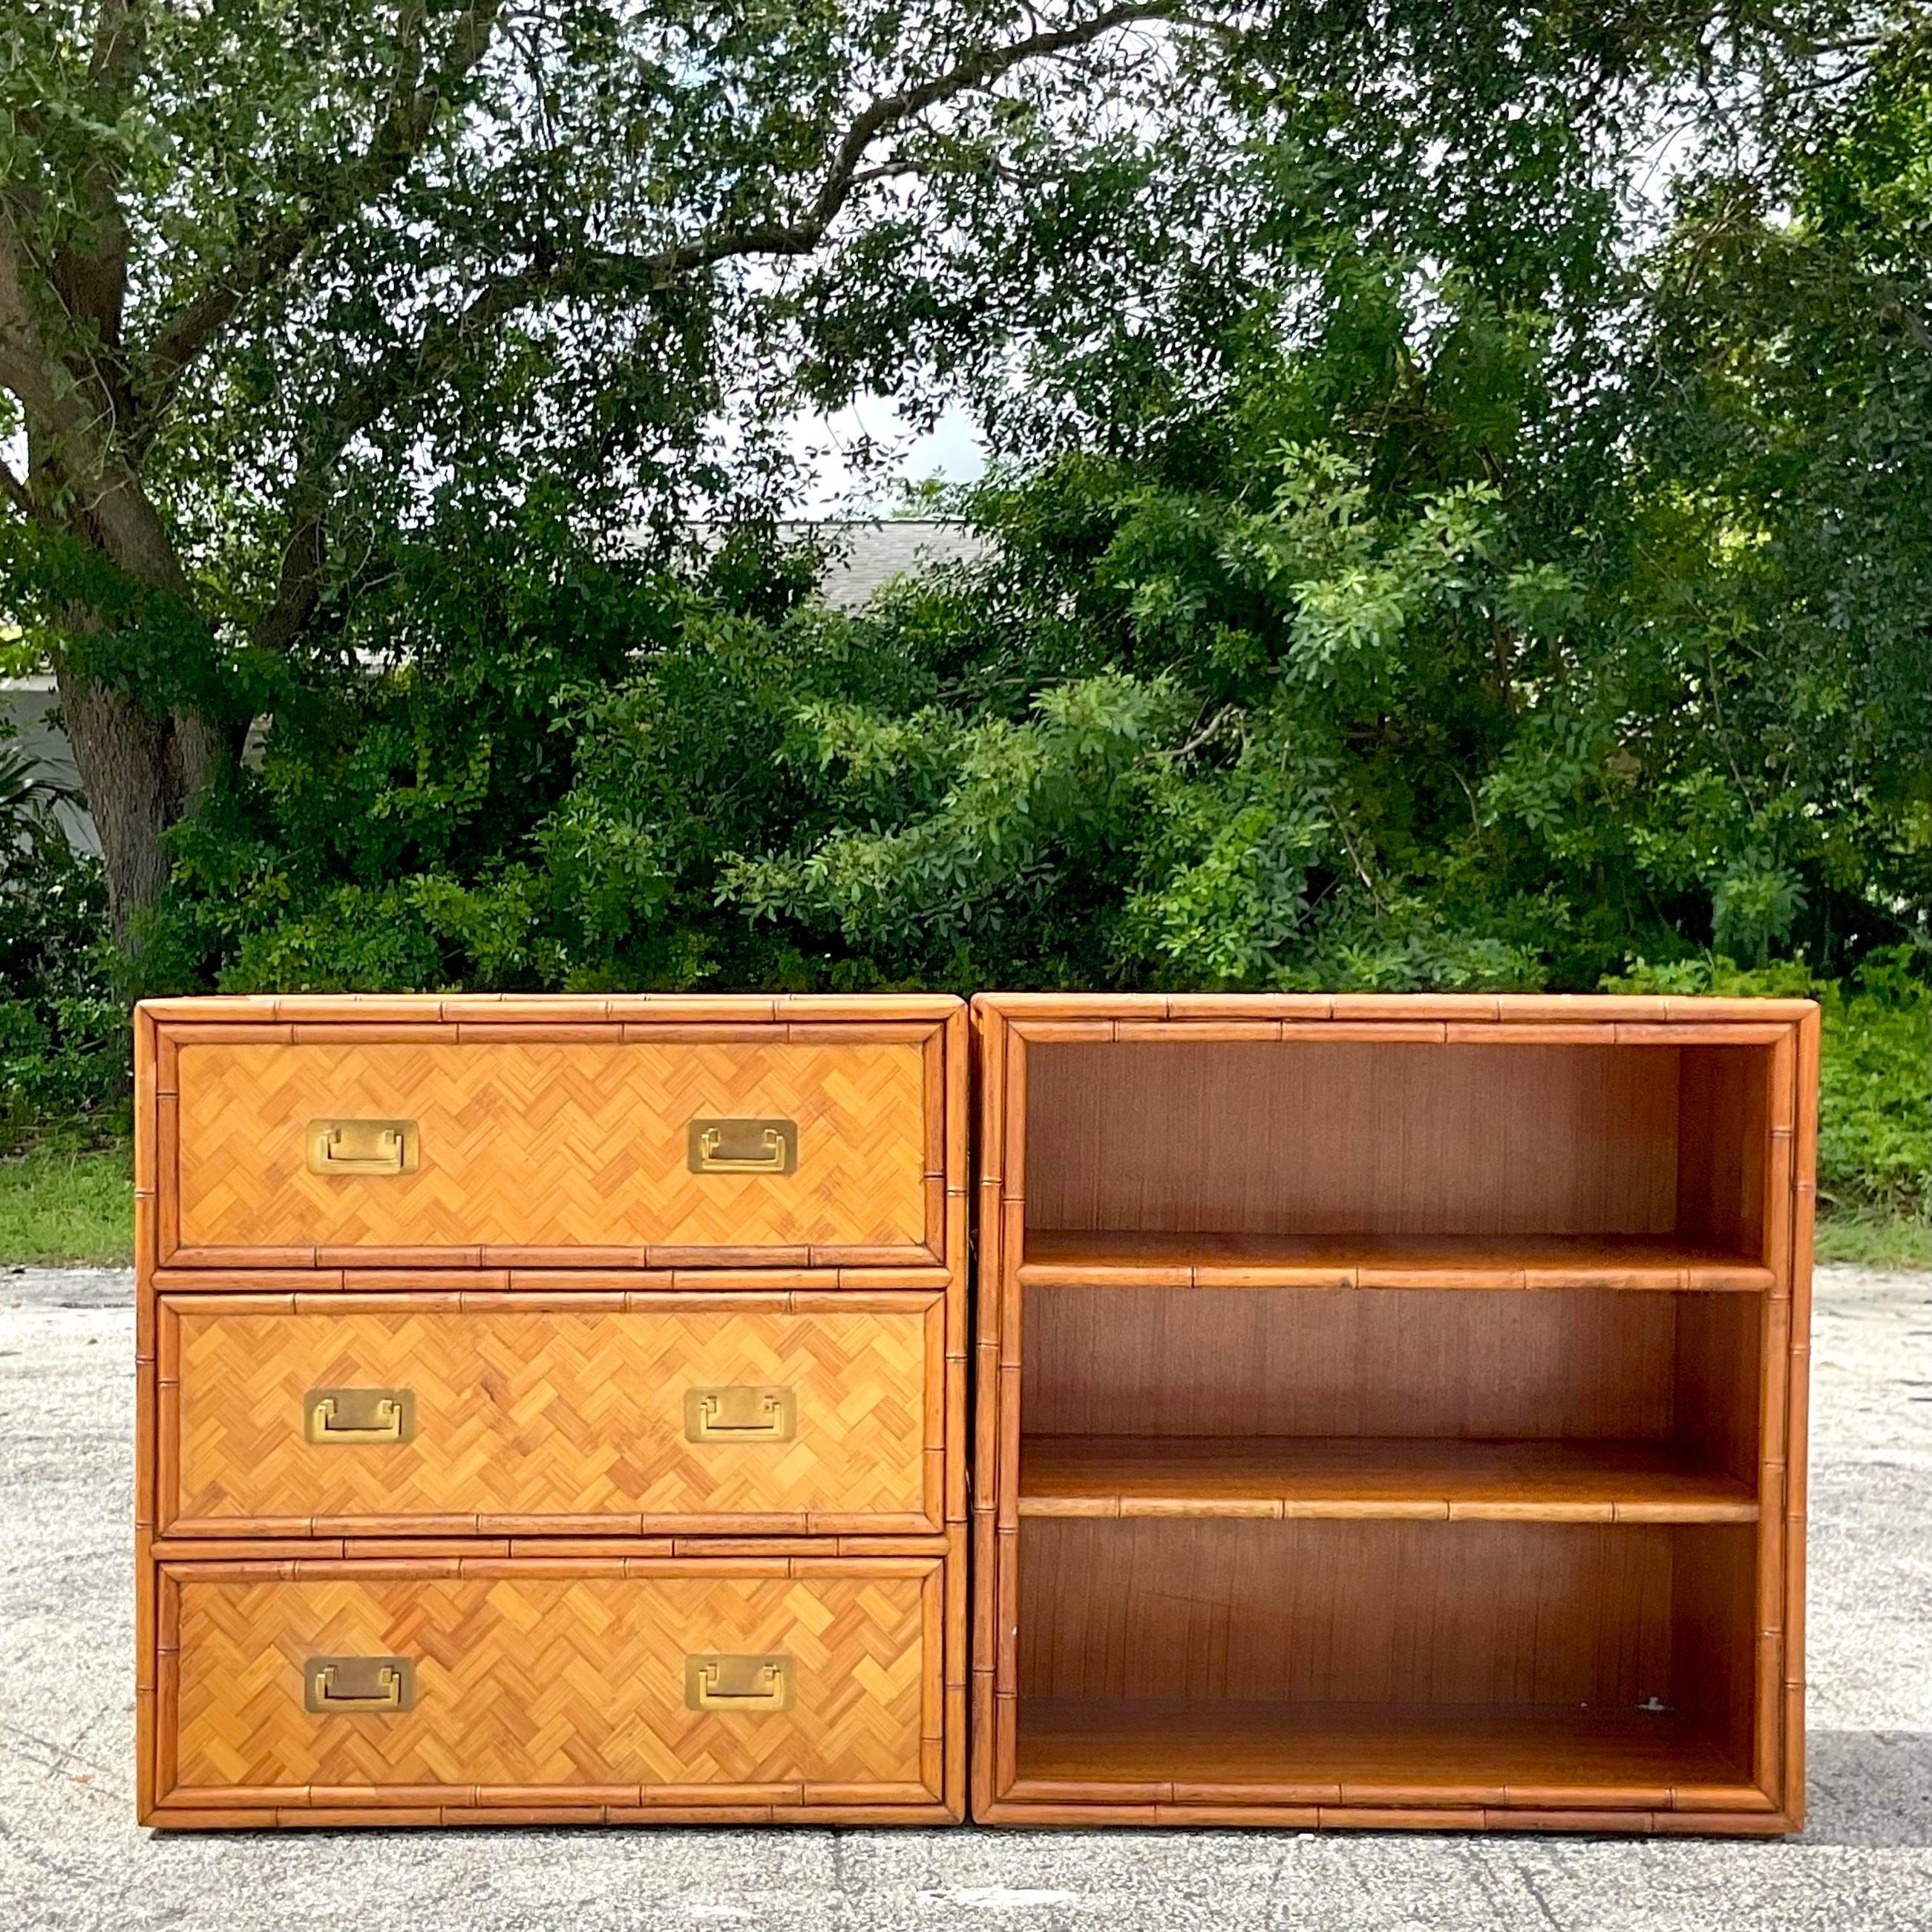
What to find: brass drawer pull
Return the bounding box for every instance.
[305,1656,415,1714]
[684,1385,796,1442]
[305,1387,416,1444]
[687,1117,798,1176]
[307,1118,419,1176]
[684,1653,794,1712]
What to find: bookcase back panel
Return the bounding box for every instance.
[1024,1287,1760,1447]
[1026,1041,1774,1253]
[1018,1517,1684,1708]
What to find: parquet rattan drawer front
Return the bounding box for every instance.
[153,1558,948,1823]
[161,1291,944,1536]
[145,998,955,1268]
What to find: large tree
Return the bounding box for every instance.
[1,0,1906,946]
[1,0,1225,938]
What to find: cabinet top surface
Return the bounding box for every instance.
[137,993,962,1025]
[972,992,1817,1023]
[134,992,1818,1026]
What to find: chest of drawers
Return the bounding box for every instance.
[135,995,967,1829]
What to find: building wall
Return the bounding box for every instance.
[1,676,97,854]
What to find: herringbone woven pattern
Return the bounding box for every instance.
[174,1039,928,1252]
[171,1570,931,1790]
[171,1302,935,1527]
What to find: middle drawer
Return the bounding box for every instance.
[159,1291,943,1537]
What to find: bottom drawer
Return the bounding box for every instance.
[151,1556,949,1824]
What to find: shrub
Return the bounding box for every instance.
[1606,950,1930,1216]
[0,776,126,1153]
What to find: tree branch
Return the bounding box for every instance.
[250,266,536,652]
[40,0,149,433]
[652,0,1182,279]
[420,0,1181,312]
[137,0,507,425]
[1,206,191,591]
[247,1,1183,655]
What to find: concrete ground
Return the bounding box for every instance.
[1,1266,1927,1932]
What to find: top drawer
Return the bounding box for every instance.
[140,998,960,1269]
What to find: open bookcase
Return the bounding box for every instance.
[970,995,1816,1833]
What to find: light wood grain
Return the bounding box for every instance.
[1019,1229,1773,1290]
[1014,1699,1753,1801]
[1018,1437,1758,1522]
[1027,1040,1686,1236]
[1023,1286,1757,1445]
[1016,1517,1686,1708]
[1678,1044,1772,1264]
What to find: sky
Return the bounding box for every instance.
[786,396,989,515]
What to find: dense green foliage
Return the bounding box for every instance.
[2,5,1926,1225]
[87,10,1919,1005]
[0,738,123,1151]
[1611,952,1930,1216]
[135,260,1929,1000]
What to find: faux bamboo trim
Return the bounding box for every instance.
[976,1798,1793,1835]
[143,993,961,1024]
[968,992,1815,1026]
[155,1094,180,1260]
[163,1246,965,1276]
[1016,1258,1775,1292]
[946,1363,969,1525]
[296,1023,462,1045]
[1015,1494,1758,1524]
[921,1565,945,1758]
[780,1021,936,1045]
[923,1027,946,1182]
[135,1189,159,1278]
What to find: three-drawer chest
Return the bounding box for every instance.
[134,995,968,1829]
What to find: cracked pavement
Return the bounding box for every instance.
[1,1263,1927,1931]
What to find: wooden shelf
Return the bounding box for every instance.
[1012,1697,1757,1805]
[1019,1228,1773,1291]
[1018,1435,1760,1523]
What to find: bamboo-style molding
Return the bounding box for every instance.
[140,993,960,1024]
[982,992,1816,1023]
[1016,1257,1776,1292]
[1018,1496,1760,1525]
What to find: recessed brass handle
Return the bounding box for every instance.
[307,1118,419,1176]
[687,1117,797,1176]
[305,1656,415,1714]
[684,1386,796,1442]
[305,1387,415,1444]
[684,1654,794,1712]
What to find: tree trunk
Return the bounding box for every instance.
[51,656,226,944]
[20,418,232,945]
